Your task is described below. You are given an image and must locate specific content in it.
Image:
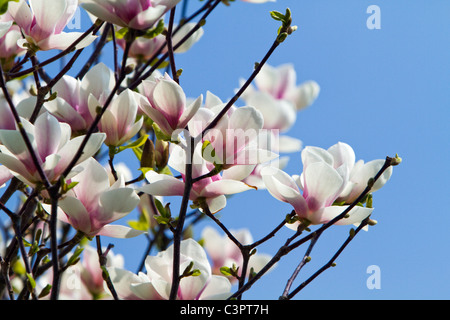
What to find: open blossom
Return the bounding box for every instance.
[39,245,125,300]
[0,24,26,70]
[57,157,142,238]
[45,63,115,134]
[138,143,257,214]
[7,0,97,51]
[0,112,105,186]
[243,63,320,112]
[261,143,374,227]
[188,102,278,167]
[201,226,272,281]
[78,245,124,299]
[309,142,393,204]
[118,22,204,62]
[80,0,181,30]
[109,238,232,300]
[138,73,202,138]
[88,88,143,147]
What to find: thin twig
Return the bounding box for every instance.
[169,136,195,300]
[286,218,369,299]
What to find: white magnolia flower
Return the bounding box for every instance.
[109,238,232,300]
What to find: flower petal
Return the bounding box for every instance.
[97,224,145,239]
[138,171,185,196]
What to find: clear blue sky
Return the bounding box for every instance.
[7,0,450,300]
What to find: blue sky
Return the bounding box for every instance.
[170,0,450,300]
[3,0,449,300]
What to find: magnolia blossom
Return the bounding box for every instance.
[57,157,142,238]
[109,238,232,300]
[308,142,393,204]
[40,245,124,300]
[0,21,12,39]
[164,22,204,54]
[118,35,166,62]
[0,165,13,188]
[138,73,202,138]
[7,0,97,51]
[201,226,272,281]
[261,144,374,227]
[0,24,26,70]
[0,112,105,186]
[118,22,204,62]
[138,143,257,213]
[80,0,181,30]
[243,63,320,112]
[188,102,278,167]
[78,246,125,298]
[88,88,143,147]
[45,63,115,133]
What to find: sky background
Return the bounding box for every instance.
[4,0,450,300]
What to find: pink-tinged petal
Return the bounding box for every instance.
[44,97,87,132]
[53,75,81,107]
[0,152,35,184]
[98,188,140,223]
[0,21,12,38]
[228,106,263,132]
[140,99,173,136]
[198,275,231,300]
[58,196,92,234]
[43,32,97,51]
[301,146,334,169]
[34,113,61,162]
[81,63,115,105]
[171,22,204,54]
[97,225,145,239]
[327,142,355,171]
[205,195,226,214]
[121,117,143,145]
[303,161,344,210]
[0,166,13,186]
[261,166,308,216]
[221,164,256,181]
[202,179,256,197]
[29,0,66,34]
[138,171,185,196]
[55,0,79,33]
[128,5,166,30]
[187,107,214,137]
[245,92,296,131]
[313,206,373,226]
[100,110,119,146]
[7,1,33,32]
[42,154,61,181]
[346,159,393,203]
[0,129,31,159]
[108,267,145,300]
[288,80,320,111]
[178,95,202,129]
[70,158,109,208]
[130,282,162,300]
[152,78,186,128]
[80,2,128,28]
[53,132,106,174]
[113,89,139,138]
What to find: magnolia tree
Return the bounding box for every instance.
[0,0,401,301]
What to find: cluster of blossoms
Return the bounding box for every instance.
[0,0,397,301]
